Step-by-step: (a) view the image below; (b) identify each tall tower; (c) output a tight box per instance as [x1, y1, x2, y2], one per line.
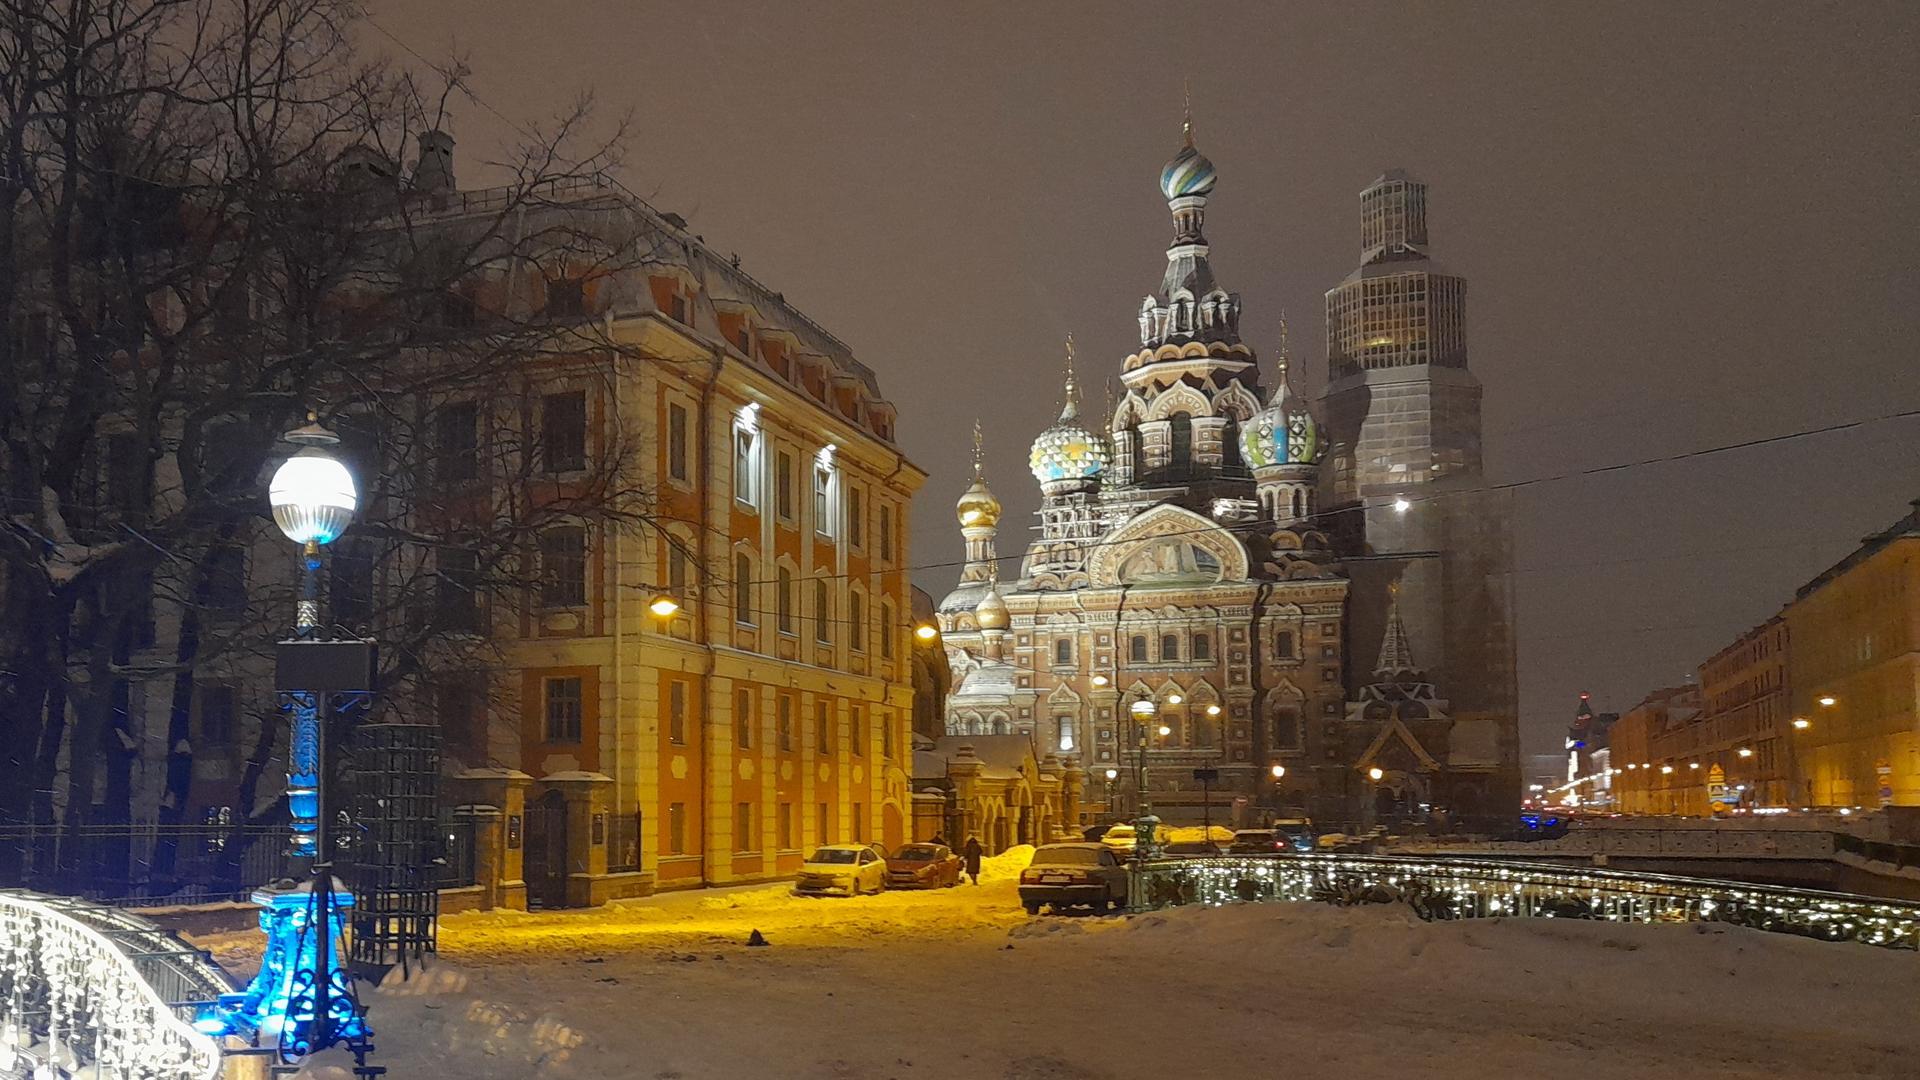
[938, 422, 1003, 626]
[1024, 337, 1111, 589]
[1320, 170, 1480, 504]
[1107, 104, 1264, 513]
[1241, 317, 1323, 526]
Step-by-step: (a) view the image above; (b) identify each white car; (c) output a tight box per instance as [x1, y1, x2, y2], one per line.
[795, 844, 887, 896]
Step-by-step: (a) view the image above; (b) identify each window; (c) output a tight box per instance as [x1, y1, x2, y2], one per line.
[436, 546, 480, 632]
[879, 505, 893, 561]
[1191, 633, 1212, 661]
[541, 391, 587, 473]
[667, 402, 689, 482]
[777, 695, 795, 751]
[817, 802, 829, 845]
[881, 712, 894, 758]
[735, 686, 754, 749]
[814, 579, 832, 642]
[813, 466, 834, 536]
[735, 802, 756, 852]
[1130, 635, 1149, 663]
[1275, 630, 1296, 659]
[851, 706, 865, 757]
[1161, 634, 1179, 662]
[848, 487, 864, 549]
[667, 802, 687, 855]
[849, 590, 865, 652]
[734, 552, 754, 624]
[437, 674, 487, 763]
[733, 426, 757, 506]
[668, 543, 690, 596]
[436, 401, 479, 484]
[852, 803, 864, 843]
[198, 686, 236, 746]
[669, 293, 688, 324]
[777, 567, 794, 634]
[544, 677, 583, 743]
[206, 542, 248, 611]
[1054, 639, 1073, 666]
[815, 699, 831, 754]
[1169, 413, 1192, 469]
[880, 599, 894, 659]
[668, 680, 688, 745]
[540, 526, 587, 608]
[545, 276, 586, 317]
[778, 802, 794, 850]
[1273, 709, 1301, 750]
[776, 450, 795, 519]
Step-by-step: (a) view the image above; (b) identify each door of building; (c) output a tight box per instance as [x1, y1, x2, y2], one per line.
[524, 789, 570, 909]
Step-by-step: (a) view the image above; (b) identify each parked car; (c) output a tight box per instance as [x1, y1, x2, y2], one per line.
[1272, 817, 1316, 852]
[1228, 829, 1288, 855]
[1018, 842, 1129, 914]
[795, 844, 887, 896]
[1161, 840, 1225, 858]
[885, 843, 962, 888]
[1099, 823, 1137, 858]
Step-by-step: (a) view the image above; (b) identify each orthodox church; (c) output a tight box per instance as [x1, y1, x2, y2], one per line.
[933, 112, 1516, 829]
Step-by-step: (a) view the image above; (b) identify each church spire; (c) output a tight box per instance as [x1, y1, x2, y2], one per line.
[1059, 334, 1080, 421]
[971, 418, 986, 480]
[1374, 581, 1421, 679]
[1181, 77, 1194, 148]
[1276, 309, 1292, 383]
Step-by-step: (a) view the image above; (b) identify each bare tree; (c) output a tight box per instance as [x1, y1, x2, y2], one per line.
[0, 0, 668, 890]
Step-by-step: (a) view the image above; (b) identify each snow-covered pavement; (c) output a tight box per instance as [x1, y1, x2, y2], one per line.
[235, 853, 1918, 1079]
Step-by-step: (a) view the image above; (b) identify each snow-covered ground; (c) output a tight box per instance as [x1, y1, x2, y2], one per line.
[210, 849, 1917, 1079]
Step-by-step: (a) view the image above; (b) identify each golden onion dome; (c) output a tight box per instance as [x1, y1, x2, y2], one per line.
[955, 476, 1001, 529]
[973, 588, 1010, 631]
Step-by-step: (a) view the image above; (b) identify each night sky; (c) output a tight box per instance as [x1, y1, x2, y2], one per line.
[370, 2, 1920, 755]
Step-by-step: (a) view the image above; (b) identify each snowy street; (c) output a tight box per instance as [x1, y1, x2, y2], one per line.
[204, 850, 1920, 1080]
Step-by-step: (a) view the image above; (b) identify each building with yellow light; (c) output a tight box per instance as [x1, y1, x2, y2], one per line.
[1783, 500, 1920, 809]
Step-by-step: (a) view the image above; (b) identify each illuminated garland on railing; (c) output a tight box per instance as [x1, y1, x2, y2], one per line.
[0, 890, 229, 1079]
[1130, 854, 1920, 951]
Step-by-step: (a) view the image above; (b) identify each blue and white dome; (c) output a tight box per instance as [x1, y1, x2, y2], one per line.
[1029, 401, 1110, 489]
[1240, 372, 1321, 469]
[1160, 142, 1217, 201]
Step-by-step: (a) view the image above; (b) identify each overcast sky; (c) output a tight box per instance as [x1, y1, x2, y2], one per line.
[368, 1, 1920, 754]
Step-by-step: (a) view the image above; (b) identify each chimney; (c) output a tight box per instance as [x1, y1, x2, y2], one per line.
[412, 129, 456, 192]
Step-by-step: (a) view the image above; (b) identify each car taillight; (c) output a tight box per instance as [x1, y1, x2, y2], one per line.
[1020, 869, 1042, 883]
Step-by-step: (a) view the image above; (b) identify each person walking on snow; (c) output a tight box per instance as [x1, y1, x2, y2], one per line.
[963, 836, 984, 885]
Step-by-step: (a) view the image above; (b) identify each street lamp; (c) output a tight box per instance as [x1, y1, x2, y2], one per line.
[914, 623, 939, 642]
[1817, 695, 1837, 708]
[649, 594, 682, 619]
[1126, 695, 1162, 859]
[1367, 767, 1384, 781]
[1270, 763, 1285, 780]
[240, 417, 372, 1059]
[1792, 718, 1811, 730]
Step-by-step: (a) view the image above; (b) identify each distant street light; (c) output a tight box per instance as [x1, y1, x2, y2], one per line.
[1392, 497, 1411, 514]
[1270, 763, 1286, 780]
[1817, 695, 1837, 707]
[1367, 767, 1384, 781]
[1091, 674, 1110, 687]
[914, 623, 939, 642]
[649, 595, 682, 619]
[1206, 704, 1222, 717]
[1157, 724, 1171, 738]
[1792, 718, 1811, 730]
[1737, 747, 1754, 758]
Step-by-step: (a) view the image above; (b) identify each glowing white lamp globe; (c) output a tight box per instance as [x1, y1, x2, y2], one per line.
[270, 422, 357, 546]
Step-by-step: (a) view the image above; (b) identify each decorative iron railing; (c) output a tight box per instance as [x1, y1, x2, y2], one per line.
[0, 889, 232, 1079]
[1131, 853, 1920, 951]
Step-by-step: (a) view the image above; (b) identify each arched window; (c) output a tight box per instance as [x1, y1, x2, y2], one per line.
[991, 716, 1009, 736]
[1192, 710, 1215, 749]
[733, 551, 753, 624]
[1130, 635, 1149, 663]
[1272, 708, 1301, 750]
[1168, 413, 1192, 470]
[776, 566, 794, 634]
[1276, 630, 1296, 659]
[1291, 489, 1305, 520]
[1222, 421, 1243, 475]
[1054, 639, 1072, 666]
[1160, 634, 1179, 661]
[1191, 633, 1212, 661]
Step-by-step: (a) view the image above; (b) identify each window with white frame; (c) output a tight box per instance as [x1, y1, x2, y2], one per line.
[733, 405, 760, 508]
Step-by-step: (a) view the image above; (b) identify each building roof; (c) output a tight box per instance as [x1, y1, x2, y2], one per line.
[1795, 499, 1920, 602]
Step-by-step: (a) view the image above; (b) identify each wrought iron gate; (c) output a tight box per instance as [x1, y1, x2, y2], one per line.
[523, 790, 571, 909]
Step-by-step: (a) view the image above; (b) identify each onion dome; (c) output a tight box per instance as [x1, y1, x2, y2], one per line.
[1241, 341, 1321, 469]
[973, 588, 1010, 631]
[956, 422, 1001, 527]
[1028, 338, 1110, 492]
[1160, 142, 1217, 201]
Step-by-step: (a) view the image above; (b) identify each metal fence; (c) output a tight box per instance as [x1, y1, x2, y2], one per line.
[0, 817, 480, 907]
[1132, 852, 1920, 951]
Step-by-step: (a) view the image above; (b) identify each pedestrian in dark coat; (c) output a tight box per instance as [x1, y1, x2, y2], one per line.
[963, 836, 985, 884]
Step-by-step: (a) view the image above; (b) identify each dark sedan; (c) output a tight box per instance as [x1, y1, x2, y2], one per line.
[884, 843, 963, 888]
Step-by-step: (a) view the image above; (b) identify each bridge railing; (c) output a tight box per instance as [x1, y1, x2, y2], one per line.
[1132, 853, 1920, 951]
[0, 889, 233, 1079]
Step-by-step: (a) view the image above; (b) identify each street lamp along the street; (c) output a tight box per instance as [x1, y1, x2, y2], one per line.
[915, 623, 939, 642]
[649, 594, 682, 619]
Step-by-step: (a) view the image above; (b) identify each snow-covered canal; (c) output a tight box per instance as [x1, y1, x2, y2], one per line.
[212, 854, 1918, 1080]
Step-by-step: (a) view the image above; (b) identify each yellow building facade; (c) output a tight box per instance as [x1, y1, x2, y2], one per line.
[474, 190, 925, 900]
[1783, 508, 1919, 809]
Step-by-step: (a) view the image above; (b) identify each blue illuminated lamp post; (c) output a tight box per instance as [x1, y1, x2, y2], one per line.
[208, 416, 377, 1067]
